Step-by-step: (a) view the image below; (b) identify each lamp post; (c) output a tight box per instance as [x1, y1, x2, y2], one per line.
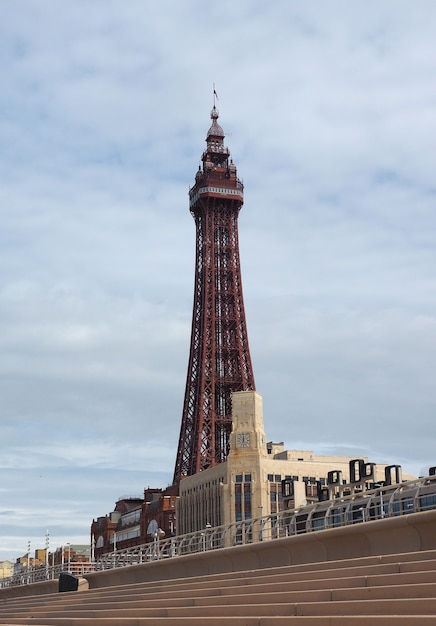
[380, 488, 385, 519]
[45, 530, 49, 580]
[66, 543, 71, 574]
[258, 507, 264, 542]
[201, 523, 212, 551]
[375, 482, 386, 519]
[153, 529, 165, 559]
[91, 535, 95, 569]
[27, 540, 31, 584]
[206, 522, 212, 550]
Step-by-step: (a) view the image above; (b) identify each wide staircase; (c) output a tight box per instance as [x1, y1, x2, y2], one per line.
[1, 548, 436, 624]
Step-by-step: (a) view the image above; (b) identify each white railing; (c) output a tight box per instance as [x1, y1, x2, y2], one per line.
[2, 475, 436, 589]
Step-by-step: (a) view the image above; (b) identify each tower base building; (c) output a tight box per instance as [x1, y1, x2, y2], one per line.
[177, 390, 412, 535]
[92, 389, 413, 552]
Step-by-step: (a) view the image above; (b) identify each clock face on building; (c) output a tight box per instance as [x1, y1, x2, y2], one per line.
[236, 433, 250, 448]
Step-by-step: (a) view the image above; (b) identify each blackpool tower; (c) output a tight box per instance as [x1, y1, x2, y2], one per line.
[173, 103, 255, 484]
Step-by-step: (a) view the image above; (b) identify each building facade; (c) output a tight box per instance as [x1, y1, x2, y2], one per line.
[0, 561, 13, 580]
[177, 390, 410, 534]
[92, 388, 412, 552]
[91, 487, 177, 560]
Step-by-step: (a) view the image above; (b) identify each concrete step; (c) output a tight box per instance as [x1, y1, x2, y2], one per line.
[333, 581, 436, 601]
[3, 564, 436, 614]
[4, 555, 436, 611]
[109, 551, 436, 591]
[4, 580, 436, 618]
[47, 549, 436, 597]
[1, 551, 436, 624]
[292, 598, 436, 617]
[2, 615, 436, 625]
[2, 596, 436, 620]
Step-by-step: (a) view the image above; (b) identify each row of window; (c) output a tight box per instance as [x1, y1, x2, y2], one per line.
[235, 474, 252, 483]
[109, 526, 141, 544]
[235, 474, 321, 483]
[182, 477, 224, 495]
[121, 510, 141, 527]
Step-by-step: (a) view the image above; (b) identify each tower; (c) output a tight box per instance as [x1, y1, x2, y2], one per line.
[173, 104, 255, 483]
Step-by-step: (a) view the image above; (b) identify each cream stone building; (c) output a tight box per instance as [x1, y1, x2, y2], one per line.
[177, 390, 409, 534]
[0, 561, 13, 581]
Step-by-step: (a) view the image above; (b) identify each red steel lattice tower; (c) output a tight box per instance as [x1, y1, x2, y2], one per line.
[173, 105, 255, 483]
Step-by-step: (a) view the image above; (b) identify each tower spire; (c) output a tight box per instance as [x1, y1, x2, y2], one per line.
[173, 105, 255, 484]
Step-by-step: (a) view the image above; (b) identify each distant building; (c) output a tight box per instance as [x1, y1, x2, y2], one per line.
[51, 544, 91, 568]
[13, 549, 46, 575]
[91, 487, 177, 559]
[0, 561, 13, 580]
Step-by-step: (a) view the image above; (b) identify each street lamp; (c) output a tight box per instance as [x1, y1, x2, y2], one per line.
[380, 488, 385, 518]
[45, 530, 49, 580]
[258, 507, 264, 542]
[201, 523, 212, 551]
[374, 483, 386, 519]
[113, 532, 117, 569]
[153, 528, 165, 559]
[27, 540, 31, 584]
[66, 543, 71, 573]
[91, 535, 95, 568]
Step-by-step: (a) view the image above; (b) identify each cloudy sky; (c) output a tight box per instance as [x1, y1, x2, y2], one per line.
[1, 0, 435, 563]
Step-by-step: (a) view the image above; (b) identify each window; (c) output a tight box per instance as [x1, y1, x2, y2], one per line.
[244, 484, 252, 519]
[420, 494, 436, 511]
[234, 475, 252, 521]
[235, 483, 242, 521]
[270, 483, 278, 514]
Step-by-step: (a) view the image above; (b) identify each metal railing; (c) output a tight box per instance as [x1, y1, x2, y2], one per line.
[2, 475, 436, 589]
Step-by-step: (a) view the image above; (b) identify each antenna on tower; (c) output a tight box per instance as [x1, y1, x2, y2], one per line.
[213, 83, 219, 107]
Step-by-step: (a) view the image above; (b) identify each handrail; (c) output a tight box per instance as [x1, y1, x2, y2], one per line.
[2, 475, 436, 589]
